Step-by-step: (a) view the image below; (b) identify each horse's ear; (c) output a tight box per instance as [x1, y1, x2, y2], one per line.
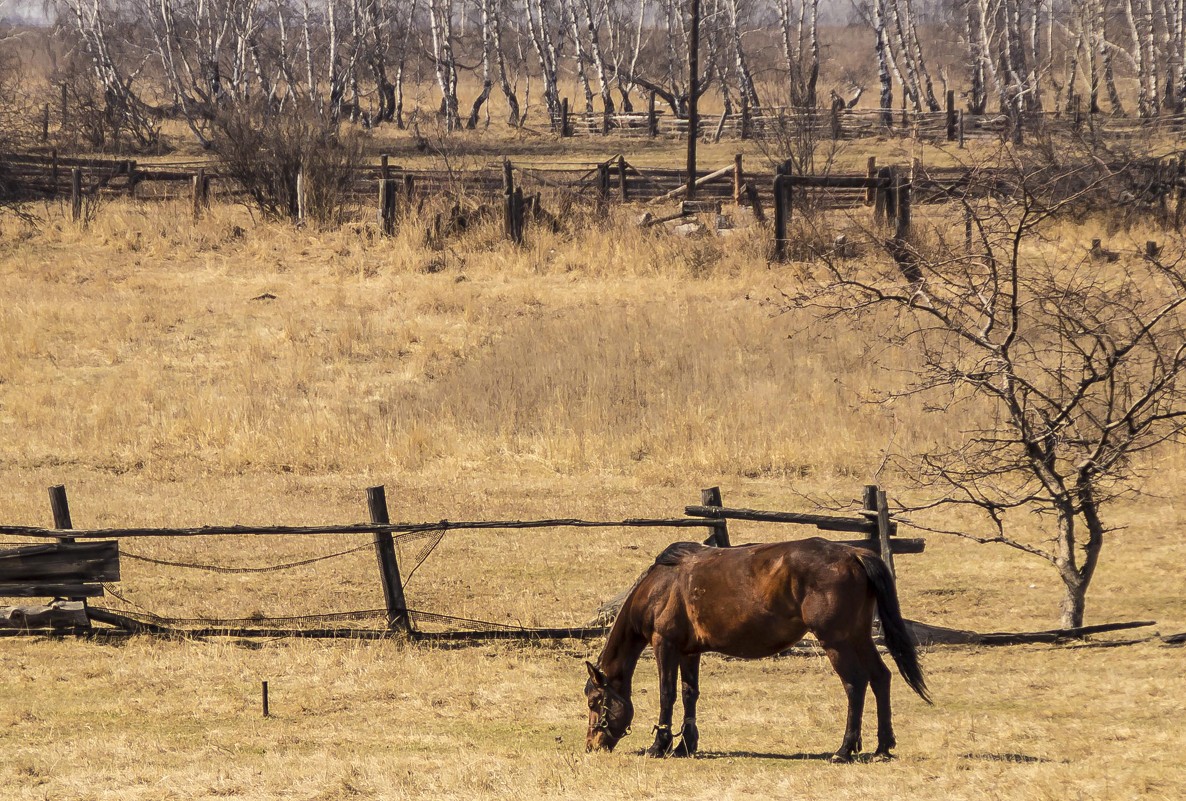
[585, 661, 605, 687]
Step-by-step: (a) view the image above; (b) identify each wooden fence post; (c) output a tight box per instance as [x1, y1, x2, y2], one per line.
[49, 484, 87, 604]
[945, 90, 957, 141]
[700, 487, 731, 547]
[192, 168, 208, 220]
[773, 172, 790, 261]
[733, 153, 743, 205]
[560, 98, 570, 137]
[647, 92, 658, 137]
[865, 156, 876, 205]
[895, 172, 912, 240]
[296, 169, 307, 225]
[875, 489, 896, 578]
[597, 161, 611, 213]
[366, 486, 410, 634]
[70, 167, 82, 222]
[958, 110, 965, 148]
[42, 104, 50, 142]
[618, 155, 629, 201]
[744, 181, 766, 223]
[60, 82, 68, 129]
[740, 102, 751, 139]
[379, 177, 397, 236]
[380, 153, 391, 180]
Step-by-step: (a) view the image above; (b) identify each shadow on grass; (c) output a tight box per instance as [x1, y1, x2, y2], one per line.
[665, 751, 837, 762]
[961, 752, 1049, 764]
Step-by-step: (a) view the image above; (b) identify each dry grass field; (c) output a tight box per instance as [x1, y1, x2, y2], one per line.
[1, 185, 1185, 800]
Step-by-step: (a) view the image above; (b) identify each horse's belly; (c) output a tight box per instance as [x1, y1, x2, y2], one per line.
[687, 608, 807, 658]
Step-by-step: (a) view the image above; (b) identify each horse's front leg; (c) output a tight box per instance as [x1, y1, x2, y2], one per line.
[645, 639, 680, 757]
[672, 653, 700, 757]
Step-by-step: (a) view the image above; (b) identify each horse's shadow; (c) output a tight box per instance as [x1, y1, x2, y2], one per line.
[644, 750, 837, 762]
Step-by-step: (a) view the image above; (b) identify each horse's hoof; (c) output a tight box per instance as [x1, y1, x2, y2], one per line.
[872, 750, 895, 762]
[672, 743, 696, 758]
[645, 746, 670, 759]
[829, 753, 853, 765]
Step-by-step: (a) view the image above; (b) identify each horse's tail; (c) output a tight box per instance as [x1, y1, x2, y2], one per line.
[855, 551, 933, 705]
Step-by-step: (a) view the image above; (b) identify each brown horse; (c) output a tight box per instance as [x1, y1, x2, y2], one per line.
[584, 538, 931, 762]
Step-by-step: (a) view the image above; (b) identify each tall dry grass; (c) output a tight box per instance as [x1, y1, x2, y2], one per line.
[1, 192, 1184, 801]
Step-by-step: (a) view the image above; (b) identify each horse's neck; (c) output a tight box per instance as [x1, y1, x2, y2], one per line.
[599, 613, 646, 693]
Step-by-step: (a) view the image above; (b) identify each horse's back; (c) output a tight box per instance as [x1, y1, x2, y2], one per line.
[634, 538, 874, 656]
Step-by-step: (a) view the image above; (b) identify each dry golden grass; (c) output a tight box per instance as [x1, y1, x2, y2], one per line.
[1, 194, 1184, 800]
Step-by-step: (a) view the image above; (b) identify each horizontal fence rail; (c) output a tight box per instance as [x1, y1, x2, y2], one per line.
[0, 517, 721, 540]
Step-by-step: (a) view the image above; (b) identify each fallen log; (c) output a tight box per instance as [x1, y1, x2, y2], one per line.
[0, 601, 89, 630]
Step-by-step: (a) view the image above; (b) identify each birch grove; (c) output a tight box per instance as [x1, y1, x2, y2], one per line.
[42, 0, 1186, 148]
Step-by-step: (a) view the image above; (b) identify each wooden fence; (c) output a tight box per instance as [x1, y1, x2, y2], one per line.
[0, 483, 917, 641]
[549, 92, 1186, 144]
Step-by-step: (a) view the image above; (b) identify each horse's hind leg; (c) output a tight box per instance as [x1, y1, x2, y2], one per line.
[821, 640, 869, 764]
[672, 654, 700, 757]
[645, 639, 679, 758]
[861, 639, 896, 760]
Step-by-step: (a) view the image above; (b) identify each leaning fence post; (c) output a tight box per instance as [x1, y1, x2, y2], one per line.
[700, 487, 731, 547]
[367, 486, 411, 634]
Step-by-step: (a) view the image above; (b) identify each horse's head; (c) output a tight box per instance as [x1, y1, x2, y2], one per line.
[584, 661, 634, 752]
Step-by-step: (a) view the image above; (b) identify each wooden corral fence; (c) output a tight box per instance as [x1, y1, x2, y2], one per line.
[549, 92, 1186, 144]
[0, 482, 919, 642]
[0, 483, 1171, 647]
[6, 148, 1185, 248]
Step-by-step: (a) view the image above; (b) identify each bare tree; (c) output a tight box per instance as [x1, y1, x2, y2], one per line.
[779, 152, 1186, 628]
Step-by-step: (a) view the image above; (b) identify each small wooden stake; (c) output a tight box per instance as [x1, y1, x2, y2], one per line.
[262, 681, 270, 717]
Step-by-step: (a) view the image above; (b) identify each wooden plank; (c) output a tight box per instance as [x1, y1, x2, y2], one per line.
[0, 541, 120, 582]
[836, 538, 925, 555]
[0, 517, 719, 539]
[0, 583, 105, 598]
[685, 504, 875, 534]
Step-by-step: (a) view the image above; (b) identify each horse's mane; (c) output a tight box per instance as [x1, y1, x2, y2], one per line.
[653, 541, 709, 567]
